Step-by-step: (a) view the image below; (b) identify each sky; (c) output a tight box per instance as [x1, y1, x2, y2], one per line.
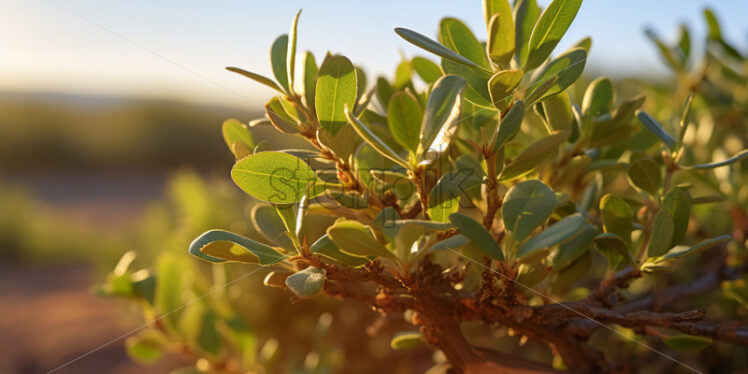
[0, 0, 746, 109]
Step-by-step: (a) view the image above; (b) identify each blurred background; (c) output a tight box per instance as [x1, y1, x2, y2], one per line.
[1, 0, 746, 373]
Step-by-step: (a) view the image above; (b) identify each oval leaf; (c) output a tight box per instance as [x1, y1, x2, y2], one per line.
[488, 70, 523, 111]
[388, 92, 423, 154]
[600, 194, 633, 246]
[449, 213, 504, 260]
[648, 210, 674, 258]
[438, 17, 491, 69]
[316, 55, 358, 135]
[502, 180, 556, 242]
[326, 220, 396, 260]
[527, 47, 587, 104]
[517, 213, 587, 263]
[419, 75, 466, 158]
[627, 158, 661, 195]
[525, 0, 583, 70]
[232, 151, 319, 204]
[271, 35, 290, 93]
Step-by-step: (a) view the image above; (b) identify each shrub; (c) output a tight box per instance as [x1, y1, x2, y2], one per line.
[103, 1, 748, 372]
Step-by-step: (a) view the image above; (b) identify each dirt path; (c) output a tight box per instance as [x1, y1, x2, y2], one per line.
[0, 263, 189, 374]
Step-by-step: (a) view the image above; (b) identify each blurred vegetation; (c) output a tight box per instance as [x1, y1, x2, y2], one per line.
[0, 92, 263, 172]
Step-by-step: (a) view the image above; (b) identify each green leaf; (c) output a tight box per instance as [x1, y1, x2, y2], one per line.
[394, 27, 489, 72]
[627, 157, 661, 195]
[270, 34, 290, 92]
[125, 330, 166, 363]
[419, 75, 466, 158]
[636, 110, 676, 150]
[485, 0, 515, 68]
[310, 234, 370, 267]
[645, 29, 681, 72]
[449, 213, 504, 260]
[393, 60, 412, 89]
[703, 8, 722, 40]
[222, 119, 254, 157]
[441, 59, 493, 108]
[662, 235, 730, 260]
[525, 0, 583, 70]
[517, 213, 587, 263]
[285, 267, 325, 298]
[429, 169, 481, 222]
[388, 92, 423, 154]
[550, 224, 597, 270]
[661, 188, 691, 247]
[232, 151, 318, 204]
[326, 220, 396, 260]
[582, 77, 615, 117]
[189, 229, 286, 265]
[685, 149, 748, 170]
[303, 52, 318, 108]
[600, 194, 633, 246]
[502, 180, 556, 242]
[376, 77, 394, 109]
[345, 106, 409, 168]
[574, 37, 592, 52]
[488, 70, 523, 111]
[252, 205, 293, 247]
[662, 335, 712, 352]
[430, 234, 470, 252]
[390, 332, 423, 350]
[438, 17, 491, 69]
[492, 100, 525, 152]
[226, 67, 284, 93]
[287, 10, 301, 89]
[500, 129, 570, 180]
[541, 92, 573, 131]
[412, 56, 442, 84]
[265, 96, 300, 134]
[316, 55, 358, 135]
[593, 233, 632, 271]
[513, 0, 541, 67]
[648, 210, 674, 258]
[527, 47, 587, 103]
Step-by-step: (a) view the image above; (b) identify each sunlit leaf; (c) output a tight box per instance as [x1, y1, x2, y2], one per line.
[500, 129, 570, 180]
[488, 70, 523, 111]
[327, 220, 396, 260]
[517, 213, 587, 263]
[388, 92, 423, 154]
[525, 0, 583, 70]
[316, 55, 358, 135]
[527, 47, 587, 104]
[232, 151, 319, 204]
[394, 27, 489, 72]
[502, 180, 556, 242]
[449, 213, 504, 260]
[270, 34, 290, 92]
[226, 67, 284, 93]
[390, 331, 423, 350]
[484, 0, 515, 68]
[189, 229, 286, 265]
[513, 0, 541, 67]
[491, 100, 525, 152]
